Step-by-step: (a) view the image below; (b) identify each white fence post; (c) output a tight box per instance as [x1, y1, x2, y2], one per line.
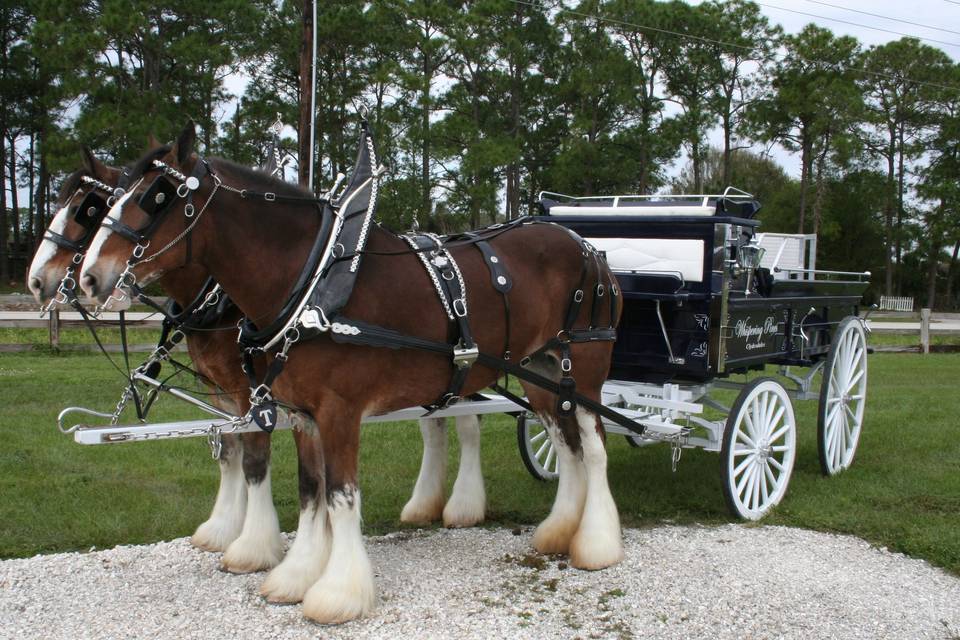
[920, 308, 931, 354]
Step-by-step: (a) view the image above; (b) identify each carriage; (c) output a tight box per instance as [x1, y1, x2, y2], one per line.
[59, 181, 869, 522]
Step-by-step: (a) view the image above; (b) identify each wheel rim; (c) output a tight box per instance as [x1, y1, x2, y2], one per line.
[523, 416, 559, 480]
[821, 321, 867, 474]
[726, 381, 796, 520]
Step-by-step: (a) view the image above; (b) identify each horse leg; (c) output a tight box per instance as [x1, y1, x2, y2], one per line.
[443, 414, 486, 528]
[400, 417, 447, 523]
[530, 413, 587, 554]
[260, 419, 332, 603]
[191, 433, 246, 551]
[221, 430, 284, 573]
[568, 407, 624, 570]
[302, 412, 376, 623]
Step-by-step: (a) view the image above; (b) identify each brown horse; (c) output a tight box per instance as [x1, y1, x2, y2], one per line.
[79, 122, 624, 624]
[29, 149, 487, 573]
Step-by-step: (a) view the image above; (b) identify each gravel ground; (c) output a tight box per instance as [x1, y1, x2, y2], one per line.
[1, 525, 958, 640]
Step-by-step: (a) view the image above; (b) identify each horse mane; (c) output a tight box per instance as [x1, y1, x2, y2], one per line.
[127, 144, 173, 183]
[209, 157, 314, 199]
[56, 169, 89, 202]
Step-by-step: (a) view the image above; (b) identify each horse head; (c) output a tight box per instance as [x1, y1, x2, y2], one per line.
[80, 121, 206, 309]
[27, 147, 125, 305]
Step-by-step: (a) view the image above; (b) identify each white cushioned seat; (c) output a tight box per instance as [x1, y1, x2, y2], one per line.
[587, 237, 705, 283]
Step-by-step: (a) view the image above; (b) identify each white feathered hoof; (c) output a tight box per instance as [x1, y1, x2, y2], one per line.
[531, 515, 579, 555]
[220, 531, 285, 574]
[190, 517, 242, 553]
[568, 514, 624, 570]
[301, 569, 376, 624]
[260, 561, 321, 604]
[400, 494, 445, 524]
[441, 492, 485, 528]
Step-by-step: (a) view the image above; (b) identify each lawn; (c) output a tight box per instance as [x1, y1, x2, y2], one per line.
[1, 349, 958, 576]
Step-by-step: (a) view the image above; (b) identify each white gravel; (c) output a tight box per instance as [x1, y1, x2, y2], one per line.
[1, 525, 958, 640]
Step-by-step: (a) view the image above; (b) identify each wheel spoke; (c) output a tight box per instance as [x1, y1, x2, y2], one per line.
[736, 462, 756, 497]
[736, 429, 757, 448]
[768, 420, 791, 445]
[759, 464, 770, 506]
[845, 367, 865, 394]
[764, 460, 778, 488]
[529, 430, 548, 445]
[744, 407, 758, 440]
[535, 438, 551, 460]
[544, 447, 556, 473]
[751, 469, 762, 511]
[733, 444, 755, 457]
[768, 456, 785, 473]
[734, 453, 756, 477]
[771, 445, 791, 452]
[741, 464, 757, 507]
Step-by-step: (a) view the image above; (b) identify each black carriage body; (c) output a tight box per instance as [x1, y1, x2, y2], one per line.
[537, 203, 868, 384]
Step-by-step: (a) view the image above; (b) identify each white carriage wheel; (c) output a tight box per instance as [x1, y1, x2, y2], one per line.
[720, 377, 797, 520]
[516, 413, 559, 481]
[818, 316, 868, 476]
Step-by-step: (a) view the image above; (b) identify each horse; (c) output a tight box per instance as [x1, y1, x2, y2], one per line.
[79, 121, 624, 624]
[29, 146, 487, 576]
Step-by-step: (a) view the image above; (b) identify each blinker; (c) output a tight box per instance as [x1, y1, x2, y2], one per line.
[138, 175, 179, 216]
[73, 192, 108, 229]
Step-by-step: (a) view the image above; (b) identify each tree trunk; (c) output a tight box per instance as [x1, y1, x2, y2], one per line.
[927, 241, 940, 310]
[895, 125, 905, 295]
[948, 242, 959, 310]
[27, 132, 34, 249]
[722, 111, 733, 187]
[34, 135, 47, 250]
[883, 144, 896, 297]
[811, 137, 829, 238]
[797, 132, 813, 235]
[0, 119, 8, 284]
[297, 0, 313, 189]
[9, 132, 19, 277]
[420, 53, 432, 227]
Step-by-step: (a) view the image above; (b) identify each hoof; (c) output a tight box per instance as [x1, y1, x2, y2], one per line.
[301, 573, 376, 624]
[221, 533, 285, 574]
[260, 561, 322, 604]
[191, 518, 242, 553]
[532, 517, 579, 555]
[442, 497, 485, 528]
[569, 530, 624, 570]
[400, 495, 445, 525]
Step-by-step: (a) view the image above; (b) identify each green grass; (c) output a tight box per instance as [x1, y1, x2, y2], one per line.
[0, 327, 163, 346]
[1, 350, 958, 576]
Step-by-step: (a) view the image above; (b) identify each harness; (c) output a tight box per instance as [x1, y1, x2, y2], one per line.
[102, 120, 643, 438]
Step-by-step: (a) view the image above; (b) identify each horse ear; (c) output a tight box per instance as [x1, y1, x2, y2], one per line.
[172, 120, 196, 165]
[80, 145, 106, 178]
[146, 133, 162, 149]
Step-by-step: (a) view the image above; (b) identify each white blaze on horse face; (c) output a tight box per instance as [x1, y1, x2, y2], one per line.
[80, 186, 138, 286]
[27, 203, 72, 299]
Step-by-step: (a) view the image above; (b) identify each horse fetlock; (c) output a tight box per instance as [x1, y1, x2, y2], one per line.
[531, 515, 579, 555]
[568, 500, 624, 570]
[400, 493, 446, 524]
[221, 531, 285, 574]
[190, 516, 243, 552]
[301, 558, 377, 624]
[442, 480, 485, 528]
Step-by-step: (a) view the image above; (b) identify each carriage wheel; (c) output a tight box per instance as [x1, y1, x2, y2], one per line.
[818, 316, 868, 476]
[516, 413, 559, 481]
[720, 378, 797, 520]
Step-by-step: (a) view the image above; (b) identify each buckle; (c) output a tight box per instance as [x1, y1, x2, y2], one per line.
[453, 344, 479, 370]
[453, 298, 468, 318]
[249, 383, 272, 406]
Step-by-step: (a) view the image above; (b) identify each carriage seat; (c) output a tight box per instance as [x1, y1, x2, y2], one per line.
[587, 237, 705, 284]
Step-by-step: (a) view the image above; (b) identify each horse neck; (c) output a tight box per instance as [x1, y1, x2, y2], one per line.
[199, 179, 323, 327]
[158, 264, 213, 308]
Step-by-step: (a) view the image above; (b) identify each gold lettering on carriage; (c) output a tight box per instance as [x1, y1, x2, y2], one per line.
[734, 316, 778, 351]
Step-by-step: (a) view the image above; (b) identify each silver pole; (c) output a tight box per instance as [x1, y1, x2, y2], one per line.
[307, 0, 318, 192]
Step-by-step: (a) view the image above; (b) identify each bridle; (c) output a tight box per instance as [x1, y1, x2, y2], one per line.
[41, 174, 127, 313]
[96, 159, 220, 313]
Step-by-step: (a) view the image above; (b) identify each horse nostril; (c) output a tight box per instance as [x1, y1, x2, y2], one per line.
[80, 273, 98, 297]
[28, 276, 43, 294]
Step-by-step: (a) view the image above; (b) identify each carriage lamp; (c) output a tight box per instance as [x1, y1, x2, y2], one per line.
[738, 242, 766, 296]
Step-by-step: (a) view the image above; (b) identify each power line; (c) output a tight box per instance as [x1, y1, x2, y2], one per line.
[506, 0, 960, 94]
[756, 2, 960, 49]
[799, 0, 960, 38]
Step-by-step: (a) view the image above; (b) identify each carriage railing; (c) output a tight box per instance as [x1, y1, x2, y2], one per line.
[773, 266, 871, 283]
[538, 187, 755, 212]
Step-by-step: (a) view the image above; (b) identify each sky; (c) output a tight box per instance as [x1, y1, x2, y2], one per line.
[683, 0, 960, 181]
